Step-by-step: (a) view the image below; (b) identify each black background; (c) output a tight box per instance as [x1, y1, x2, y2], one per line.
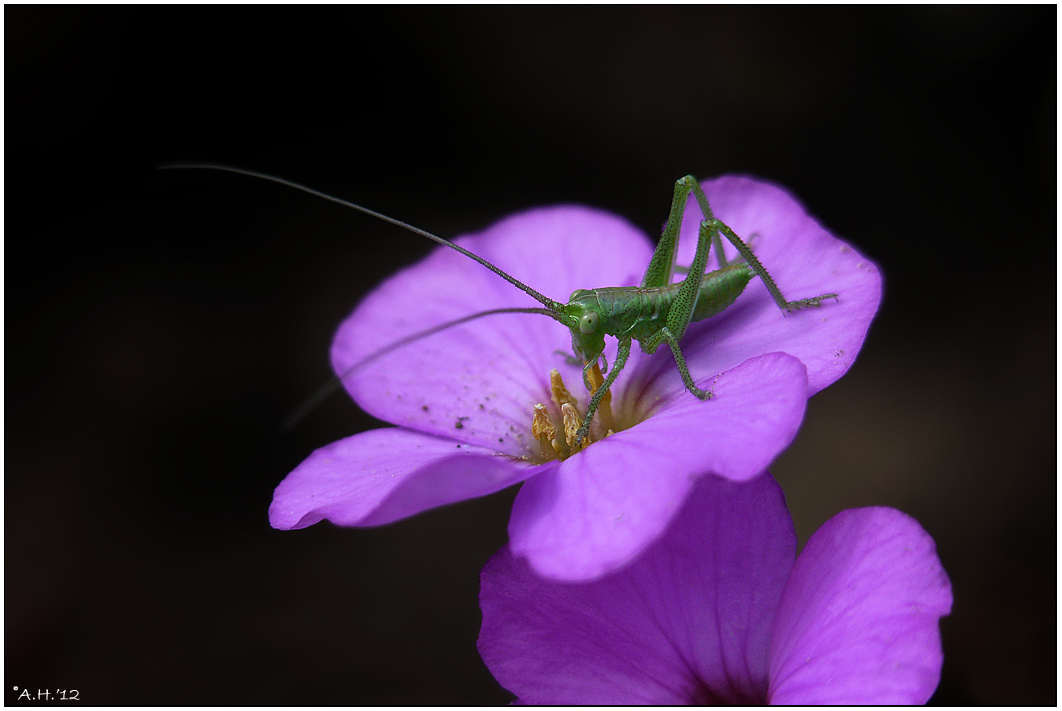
[6, 6, 1054, 705]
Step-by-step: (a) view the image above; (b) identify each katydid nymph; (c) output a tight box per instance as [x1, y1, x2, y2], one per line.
[165, 166, 838, 449]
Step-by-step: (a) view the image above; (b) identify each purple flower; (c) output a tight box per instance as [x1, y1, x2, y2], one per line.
[269, 176, 882, 580]
[477, 470, 953, 705]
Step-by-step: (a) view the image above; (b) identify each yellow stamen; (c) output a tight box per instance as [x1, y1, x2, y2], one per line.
[532, 403, 559, 460]
[549, 369, 579, 412]
[528, 366, 618, 462]
[561, 402, 585, 452]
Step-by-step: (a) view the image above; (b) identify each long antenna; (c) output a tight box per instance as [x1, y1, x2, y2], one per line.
[159, 163, 568, 314]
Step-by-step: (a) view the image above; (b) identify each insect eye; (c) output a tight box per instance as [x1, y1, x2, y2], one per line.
[579, 311, 600, 334]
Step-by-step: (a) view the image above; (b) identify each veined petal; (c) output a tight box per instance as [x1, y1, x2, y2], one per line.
[478, 471, 795, 705]
[767, 507, 952, 704]
[331, 207, 655, 456]
[508, 351, 808, 581]
[663, 175, 881, 397]
[269, 428, 547, 530]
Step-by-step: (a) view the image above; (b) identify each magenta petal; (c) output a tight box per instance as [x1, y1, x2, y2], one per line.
[508, 351, 808, 581]
[767, 507, 953, 704]
[269, 428, 546, 529]
[330, 207, 655, 456]
[478, 472, 795, 705]
[663, 175, 881, 396]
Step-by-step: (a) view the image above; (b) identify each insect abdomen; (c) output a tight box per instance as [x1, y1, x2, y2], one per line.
[690, 262, 754, 322]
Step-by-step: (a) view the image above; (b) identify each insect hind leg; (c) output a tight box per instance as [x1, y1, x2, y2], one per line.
[672, 233, 759, 276]
[641, 176, 729, 288]
[711, 220, 838, 313]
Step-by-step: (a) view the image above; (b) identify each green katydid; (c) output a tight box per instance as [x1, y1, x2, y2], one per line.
[164, 166, 837, 448]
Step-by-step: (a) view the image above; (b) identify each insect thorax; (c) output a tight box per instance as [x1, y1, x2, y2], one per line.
[568, 286, 670, 344]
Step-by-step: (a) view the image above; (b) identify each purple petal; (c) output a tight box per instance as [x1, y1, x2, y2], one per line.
[767, 507, 953, 704]
[269, 428, 547, 529]
[659, 175, 881, 396]
[508, 351, 808, 581]
[478, 471, 795, 705]
[330, 206, 655, 456]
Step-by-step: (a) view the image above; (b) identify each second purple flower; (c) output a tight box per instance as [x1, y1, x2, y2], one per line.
[478, 470, 953, 704]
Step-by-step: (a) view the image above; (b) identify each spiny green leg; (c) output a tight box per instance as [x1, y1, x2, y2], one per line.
[689, 180, 729, 268]
[575, 338, 632, 448]
[642, 175, 699, 288]
[640, 218, 717, 397]
[657, 326, 713, 399]
[671, 221, 711, 348]
[644, 175, 730, 289]
[712, 220, 838, 312]
[650, 217, 715, 345]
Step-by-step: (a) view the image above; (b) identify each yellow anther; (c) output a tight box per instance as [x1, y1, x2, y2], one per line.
[549, 369, 579, 412]
[532, 403, 558, 460]
[561, 402, 586, 452]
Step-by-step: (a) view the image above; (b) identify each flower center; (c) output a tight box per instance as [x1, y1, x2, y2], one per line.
[529, 363, 616, 462]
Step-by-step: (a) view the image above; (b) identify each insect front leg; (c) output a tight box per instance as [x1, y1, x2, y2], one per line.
[575, 338, 632, 448]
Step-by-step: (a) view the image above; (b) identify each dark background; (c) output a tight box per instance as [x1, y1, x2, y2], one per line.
[6, 6, 1054, 705]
